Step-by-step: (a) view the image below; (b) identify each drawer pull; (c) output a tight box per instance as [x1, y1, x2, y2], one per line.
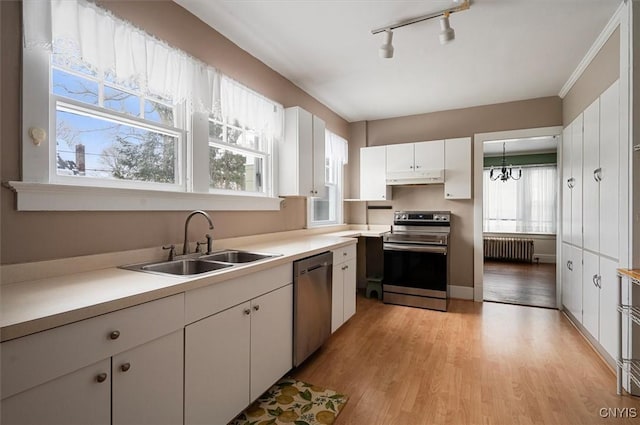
[253, 305, 260, 311]
[120, 363, 131, 372]
[343, 252, 347, 256]
[244, 308, 251, 315]
[96, 373, 108, 383]
[109, 330, 121, 340]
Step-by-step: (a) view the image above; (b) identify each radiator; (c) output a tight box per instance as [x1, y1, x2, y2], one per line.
[483, 237, 534, 263]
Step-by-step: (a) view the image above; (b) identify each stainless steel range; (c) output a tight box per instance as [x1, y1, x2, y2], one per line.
[383, 211, 451, 311]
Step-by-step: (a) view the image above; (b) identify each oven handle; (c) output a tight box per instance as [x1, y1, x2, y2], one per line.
[383, 243, 447, 255]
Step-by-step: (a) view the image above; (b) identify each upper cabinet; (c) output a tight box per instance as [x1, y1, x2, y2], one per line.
[360, 146, 392, 200]
[386, 140, 445, 184]
[444, 137, 471, 199]
[279, 107, 326, 197]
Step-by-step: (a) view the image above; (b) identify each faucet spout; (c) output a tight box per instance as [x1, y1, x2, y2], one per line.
[183, 210, 214, 255]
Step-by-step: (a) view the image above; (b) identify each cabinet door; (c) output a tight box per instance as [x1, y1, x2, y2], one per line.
[599, 80, 620, 259]
[331, 262, 345, 333]
[571, 114, 583, 246]
[342, 259, 357, 324]
[112, 331, 184, 425]
[185, 302, 251, 425]
[561, 125, 572, 244]
[414, 140, 444, 171]
[582, 251, 600, 338]
[582, 99, 600, 253]
[312, 115, 327, 198]
[599, 256, 619, 358]
[1, 359, 110, 425]
[570, 246, 583, 322]
[360, 146, 391, 200]
[561, 243, 572, 312]
[281, 107, 313, 196]
[444, 137, 471, 199]
[386, 143, 414, 173]
[250, 284, 293, 401]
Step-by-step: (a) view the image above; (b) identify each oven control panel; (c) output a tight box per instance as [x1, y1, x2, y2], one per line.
[393, 211, 450, 225]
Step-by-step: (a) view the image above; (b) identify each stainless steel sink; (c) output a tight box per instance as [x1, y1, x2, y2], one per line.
[199, 250, 279, 263]
[120, 250, 280, 276]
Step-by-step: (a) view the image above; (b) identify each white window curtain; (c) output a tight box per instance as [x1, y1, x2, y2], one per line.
[219, 77, 283, 139]
[325, 132, 348, 165]
[24, 0, 219, 111]
[483, 165, 557, 233]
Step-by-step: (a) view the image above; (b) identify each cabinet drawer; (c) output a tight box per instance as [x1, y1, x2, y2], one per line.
[185, 263, 292, 324]
[1, 293, 184, 399]
[333, 244, 356, 264]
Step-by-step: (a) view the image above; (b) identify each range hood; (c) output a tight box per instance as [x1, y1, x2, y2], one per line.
[386, 169, 444, 185]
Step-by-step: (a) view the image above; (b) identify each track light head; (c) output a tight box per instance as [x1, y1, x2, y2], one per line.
[439, 13, 455, 44]
[379, 29, 394, 58]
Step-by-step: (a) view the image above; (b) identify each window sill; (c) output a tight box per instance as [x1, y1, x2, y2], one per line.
[6, 181, 283, 211]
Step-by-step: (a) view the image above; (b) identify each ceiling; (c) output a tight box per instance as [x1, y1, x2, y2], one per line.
[175, 0, 620, 123]
[483, 136, 558, 156]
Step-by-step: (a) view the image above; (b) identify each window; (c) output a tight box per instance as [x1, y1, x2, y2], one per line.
[308, 131, 348, 227]
[483, 165, 557, 233]
[18, 0, 283, 210]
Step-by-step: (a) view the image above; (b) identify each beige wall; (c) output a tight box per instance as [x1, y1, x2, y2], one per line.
[346, 96, 563, 287]
[563, 27, 620, 126]
[0, 1, 345, 265]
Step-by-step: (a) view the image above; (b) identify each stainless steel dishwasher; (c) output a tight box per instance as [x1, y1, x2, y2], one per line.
[293, 251, 333, 367]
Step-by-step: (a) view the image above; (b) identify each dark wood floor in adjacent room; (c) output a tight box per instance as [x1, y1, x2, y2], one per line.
[483, 260, 557, 309]
[293, 295, 640, 425]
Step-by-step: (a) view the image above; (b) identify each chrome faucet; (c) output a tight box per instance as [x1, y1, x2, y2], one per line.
[183, 210, 214, 255]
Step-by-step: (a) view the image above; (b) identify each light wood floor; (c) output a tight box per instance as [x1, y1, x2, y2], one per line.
[293, 294, 640, 425]
[483, 261, 557, 309]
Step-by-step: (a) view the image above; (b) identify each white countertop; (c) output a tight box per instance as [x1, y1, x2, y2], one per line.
[0, 234, 358, 342]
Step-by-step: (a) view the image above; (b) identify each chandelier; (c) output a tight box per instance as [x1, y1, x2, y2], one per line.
[490, 142, 521, 182]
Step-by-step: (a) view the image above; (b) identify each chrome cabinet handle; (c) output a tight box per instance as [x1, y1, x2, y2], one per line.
[596, 275, 602, 288]
[594, 168, 602, 182]
[109, 330, 120, 340]
[567, 260, 573, 271]
[253, 304, 260, 311]
[96, 373, 108, 383]
[244, 308, 251, 315]
[593, 274, 599, 287]
[120, 363, 131, 372]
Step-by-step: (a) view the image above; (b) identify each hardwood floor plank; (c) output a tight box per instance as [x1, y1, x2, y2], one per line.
[293, 295, 640, 424]
[483, 261, 557, 309]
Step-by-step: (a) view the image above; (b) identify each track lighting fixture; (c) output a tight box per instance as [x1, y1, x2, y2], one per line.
[379, 29, 394, 59]
[372, 0, 470, 58]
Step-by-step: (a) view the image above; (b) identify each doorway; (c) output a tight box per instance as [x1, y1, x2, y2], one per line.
[472, 127, 564, 308]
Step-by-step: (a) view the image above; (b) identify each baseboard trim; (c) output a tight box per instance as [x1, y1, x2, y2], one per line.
[534, 254, 556, 264]
[450, 285, 474, 300]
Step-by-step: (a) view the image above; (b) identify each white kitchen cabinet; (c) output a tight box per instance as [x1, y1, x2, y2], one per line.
[184, 284, 293, 425]
[280, 106, 326, 197]
[331, 244, 357, 333]
[581, 251, 619, 358]
[571, 114, 584, 247]
[562, 243, 583, 323]
[112, 331, 184, 425]
[1, 359, 111, 425]
[582, 99, 600, 253]
[386, 141, 444, 174]
[1, 294, 185, 425]
[444, 137, 471, 199]
[360, 145, 391, 200]
[561, 124, 572, 244]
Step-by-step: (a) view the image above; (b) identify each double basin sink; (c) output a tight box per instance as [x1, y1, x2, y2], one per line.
[122, 250, 280, 277]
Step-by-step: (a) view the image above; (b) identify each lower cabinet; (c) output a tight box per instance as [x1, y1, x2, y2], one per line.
[562, 243, 583, 323]
[582, 251, 619, 358]
[184, 284, 293, 425]
[1, 330, 184, 425]
[331, 245, 357, 333]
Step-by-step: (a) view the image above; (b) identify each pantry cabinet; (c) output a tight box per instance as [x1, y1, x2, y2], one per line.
[1, 294, 185, 425]
[280, 106, 326, 197]
[331, 244, 357, 333]
[360, 145, 391, 200]
[561, 113, 584, 247]
[562, 243, 583, 323]
[444, 137, 471, 199]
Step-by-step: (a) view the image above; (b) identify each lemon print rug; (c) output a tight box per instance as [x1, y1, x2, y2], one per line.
[229, 378, 348, 425]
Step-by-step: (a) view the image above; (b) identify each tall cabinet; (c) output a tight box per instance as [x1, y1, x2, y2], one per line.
[561, 79, 620, 361]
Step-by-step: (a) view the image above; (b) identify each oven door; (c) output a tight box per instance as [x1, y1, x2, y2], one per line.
[383, 243, 448, 297]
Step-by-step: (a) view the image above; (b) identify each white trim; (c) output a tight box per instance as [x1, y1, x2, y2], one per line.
[558, 2, 624, 98]
[6, 181, 283, 211]
[449, 285, 474, 300]
[473, 126, 564, 303]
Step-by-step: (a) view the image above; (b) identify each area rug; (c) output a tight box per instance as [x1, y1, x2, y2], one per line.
[229, 378, 348, 425]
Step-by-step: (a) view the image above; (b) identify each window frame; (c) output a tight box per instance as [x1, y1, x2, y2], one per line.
[307, 137, 345, 228]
